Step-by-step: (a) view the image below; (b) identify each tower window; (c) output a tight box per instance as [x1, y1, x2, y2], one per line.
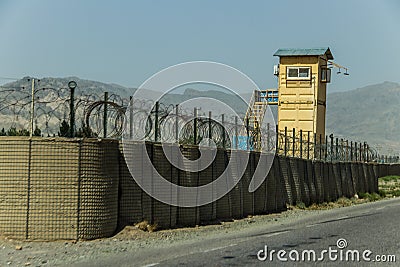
[320, 67, 331, 83]
[287, 67, 311, 80]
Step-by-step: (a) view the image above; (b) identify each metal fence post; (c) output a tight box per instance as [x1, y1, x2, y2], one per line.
[193, 107, 197, 145]
[299, 129, 303, 159]
[234, 116, 238, 149]
[284, 127, 288, 156]
[222, 114, 225, 148]
[325, 135, 328, 161]
[314, 133, 317, 160]
[103, 92, 108, 138]
[292, 128, 295, 157]
[319, 134, 322, 161]
[26, 139, 32, 239]
[154, 101, 159, 142]
[335, 138, 338, 161]
[350, 141, 353, 162]
[330, 134, 333, 162]
[246, 117, 250, 150]
[129, 96, 133, 139]
[355, 142, 357, 162]
[175, 104, 179, 143]
[340, 139, 343, 161]
[209, 111, 212, 146]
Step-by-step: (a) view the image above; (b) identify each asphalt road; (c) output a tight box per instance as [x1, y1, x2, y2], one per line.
[84, 198, 400, 267]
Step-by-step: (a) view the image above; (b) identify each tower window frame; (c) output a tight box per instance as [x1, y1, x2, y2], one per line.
[320, 67, 331, 83]
[286, 66, 311, 80]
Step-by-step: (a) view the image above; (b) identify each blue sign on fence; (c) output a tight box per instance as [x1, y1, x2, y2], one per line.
[232, 136, 253, 150]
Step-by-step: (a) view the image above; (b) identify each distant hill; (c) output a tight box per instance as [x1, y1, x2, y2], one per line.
[326, 81, 400, 154]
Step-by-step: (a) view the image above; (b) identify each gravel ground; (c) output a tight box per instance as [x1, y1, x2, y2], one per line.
[0, 209, 314, 267]
[0, 196, 393, 267]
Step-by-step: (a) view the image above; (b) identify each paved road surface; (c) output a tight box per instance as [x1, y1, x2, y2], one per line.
[84, 198, 400, 266]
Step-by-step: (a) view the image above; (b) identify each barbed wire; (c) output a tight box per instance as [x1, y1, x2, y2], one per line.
[0, 87, 397, 163]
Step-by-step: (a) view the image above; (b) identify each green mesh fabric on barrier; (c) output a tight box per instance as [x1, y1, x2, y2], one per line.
[228, 150, 243, 219]
[297, 159, 310, 206]
[198, 147, 215, 224]
[388, 164, 400, 176]
[359, 163, 367, 193]
[216, 149, 231, 220]
[345, 163, 355, 197]
[321, 162, 330, 202]
[118, 141, 143, 227]
[334, 163, 343, 197]
[265, 159, 276, 213]
[313, 161, 324, 203]
[279, 156, 294, 205]
[306, 160, 317, 203]
[288, 158, 302, 204]
[350, 163, 360, 194]
[253, 152, 267, 215]
[241, 151, 254, 217]
[328, 163, 337, 201]
[152, 144, 172, 229]
[274, 156, 287, 212]
[177, 145, 199, 226]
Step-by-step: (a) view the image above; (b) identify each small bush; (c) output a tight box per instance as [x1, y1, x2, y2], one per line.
[358, 192, 368, 199]
[295, 202, 306, 210]
[368, 192, 381, 202]
[391, 190, 400, 197]
[134, 220, 158, 232]
[337, 197, 352, 207]
[380, 176, 400, 182]
[378, 189, 387, 198]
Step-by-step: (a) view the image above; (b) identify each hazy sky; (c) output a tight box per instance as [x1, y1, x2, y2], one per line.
[0, 0, 399, 92]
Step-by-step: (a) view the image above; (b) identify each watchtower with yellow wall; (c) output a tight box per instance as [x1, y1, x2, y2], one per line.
[273, 47, 333, 139]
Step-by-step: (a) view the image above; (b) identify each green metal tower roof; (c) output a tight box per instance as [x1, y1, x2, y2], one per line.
[273, 47, 333, 60]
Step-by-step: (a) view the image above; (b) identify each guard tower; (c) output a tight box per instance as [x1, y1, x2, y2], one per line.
[273, 47, 334, 139]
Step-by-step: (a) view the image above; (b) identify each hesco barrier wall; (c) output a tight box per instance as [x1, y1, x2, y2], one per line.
[118, 143, 395, 228]
[0, 137, 119, 241]
[0, 138, 399, 240]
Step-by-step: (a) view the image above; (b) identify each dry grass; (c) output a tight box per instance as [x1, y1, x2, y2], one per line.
[289, 196, 370, 211]
[134, 220, 158, 232]
[379, 175, 400, 197]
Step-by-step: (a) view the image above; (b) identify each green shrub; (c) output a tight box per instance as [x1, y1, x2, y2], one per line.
[391, 190, 400, 197]
[358, 192, 368, 199]
[378, 189, 387, 198]
[368, 193, 381, 201]
[296, 201, 306, 209]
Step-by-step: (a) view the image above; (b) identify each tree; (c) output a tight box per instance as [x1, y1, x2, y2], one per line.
[17, 129, 29, 136]
[59, 120, 70, 137]
[7, 127, 17, 136]
[76, 123, 96, 138]
[33, 126, 41, 137]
